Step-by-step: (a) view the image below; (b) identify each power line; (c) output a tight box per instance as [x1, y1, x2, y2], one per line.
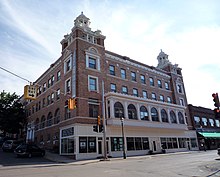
[0, 66, 31, 83]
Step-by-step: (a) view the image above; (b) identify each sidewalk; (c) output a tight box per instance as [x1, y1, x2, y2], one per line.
[44, 151, 100, 165]
[44, 150, 192, 165]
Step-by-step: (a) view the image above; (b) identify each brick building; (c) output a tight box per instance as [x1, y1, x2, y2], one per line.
[25, 12, 198, 160]
[188, 104, 220, 150]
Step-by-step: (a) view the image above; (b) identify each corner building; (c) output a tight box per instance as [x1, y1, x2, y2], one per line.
[25, 12, 198, 160]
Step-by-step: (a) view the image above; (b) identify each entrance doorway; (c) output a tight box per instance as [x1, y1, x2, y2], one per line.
[98, 138, 109, 156]
[149, 137, 161, 153]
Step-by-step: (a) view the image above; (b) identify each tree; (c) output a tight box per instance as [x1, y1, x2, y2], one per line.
[0, 91, 26, 136]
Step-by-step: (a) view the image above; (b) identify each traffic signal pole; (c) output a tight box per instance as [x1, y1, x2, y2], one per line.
[102, 80, 108, 160]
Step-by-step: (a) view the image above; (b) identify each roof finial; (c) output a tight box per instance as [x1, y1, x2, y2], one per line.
[81, 11, 83, 15]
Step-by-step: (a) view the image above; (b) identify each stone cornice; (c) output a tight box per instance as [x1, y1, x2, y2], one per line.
[105, 53, 170, 79]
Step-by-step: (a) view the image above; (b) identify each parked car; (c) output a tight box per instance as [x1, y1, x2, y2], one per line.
[2, 140, 23, 152]
[217, 148, 220, 155]
[14, 144, 45, 158]
[0, 137, 13, 147]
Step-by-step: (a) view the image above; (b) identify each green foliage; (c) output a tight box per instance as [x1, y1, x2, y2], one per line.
[0, 91, 26, 134]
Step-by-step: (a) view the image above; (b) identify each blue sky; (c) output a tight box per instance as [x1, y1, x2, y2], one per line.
[0, 0, 220, 109]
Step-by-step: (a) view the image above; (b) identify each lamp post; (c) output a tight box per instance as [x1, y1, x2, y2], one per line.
[120, 117, 126, 159]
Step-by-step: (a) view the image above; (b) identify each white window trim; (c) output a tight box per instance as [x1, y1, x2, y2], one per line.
[179, 98, 185, 106]
[88, 75, 99, 93]
[64, 56, 72, 74]
[65, 78, 71, 94]
[85, 52, 100, 71]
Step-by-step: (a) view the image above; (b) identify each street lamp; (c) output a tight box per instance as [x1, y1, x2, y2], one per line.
[120, 117, 126, 159]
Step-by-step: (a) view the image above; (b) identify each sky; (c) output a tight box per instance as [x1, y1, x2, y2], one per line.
[0, 0, 220, 109]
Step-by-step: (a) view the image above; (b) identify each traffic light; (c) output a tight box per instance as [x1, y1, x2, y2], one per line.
[97, 115, 101, 125]
[68, 98, 77, 110]
[24, 85, 37, 100]
[99, 125, 103, 133]
[214, 108, 220, 119]
[93, 125, 98, 132]
[212, 93, 220, 108]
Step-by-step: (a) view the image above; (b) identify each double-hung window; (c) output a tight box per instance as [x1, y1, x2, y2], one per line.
[140, 75, 146, 84]
[89, 57, 96, 69]
[89, 76, 98, 92]
[131, 72, 136, 81]
[121, 69, 126, 79]
[109, 65, 115, 75]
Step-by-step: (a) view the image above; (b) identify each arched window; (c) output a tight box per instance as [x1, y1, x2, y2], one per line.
[114, 102, 124, 118]
[54, 108, 60, 124]
[47, 112, 53, 127]
[140, 106, 149, 120]
[170, 110, 177, 123]
[151, 107, 159, 121]
[161, 109, 168, 122]
[35, 118, 39, 130]
[41, 115, 46, 129]
[178, 112, 185, 124]
[128, 104, 137, 119]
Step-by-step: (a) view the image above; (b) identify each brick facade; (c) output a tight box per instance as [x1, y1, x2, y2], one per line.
[25, 12, 198, 160]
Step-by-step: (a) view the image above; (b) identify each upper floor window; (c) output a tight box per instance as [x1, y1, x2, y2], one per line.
[180, 98, 185, 106]
[56, 89, 60, 100]
[133, 88, 138, 97]
[149, 77, 154, 86]
[152, 93, 156, 100]
[177, 84, 183, 93]
[64, 59, 71, 73]
[131, 72, 136, 82]
[165, 82, 169, 90]
[194, 116, 200, 127]
[140, 75, 146, 84]
[122, 86, 128, 94]
[43, 83, 47, 92]
[109, 65, 115, 75]
[142, 90, 147, 99]
[121, 69, 126, 79]
[47, 95, 51, 105]
[167, 96, 172, 103]
[159, 95, 164, 102]
[209, 119, 215, 127]
[89, 57, 97, 69]
[202, 117, 207, 126]
[158, 80, 162, 88]
[89, 76, 98, 92]
[51, 75, 55, 86]
[51, 93, 55, 103]
[65, 79, 71, 94]
[89, 99, 99, 118]
[57, 71, 61, 81]
[216, 120, 220, 127]
[48, 78, 52, 88]
[110, 83, 116, 92]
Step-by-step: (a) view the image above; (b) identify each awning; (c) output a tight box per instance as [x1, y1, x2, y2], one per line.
[198, 132, 220, 138]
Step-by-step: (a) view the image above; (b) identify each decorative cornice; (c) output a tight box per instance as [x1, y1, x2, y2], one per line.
[105, 53, 170, 78]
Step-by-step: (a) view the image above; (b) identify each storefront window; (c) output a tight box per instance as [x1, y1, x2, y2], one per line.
[178, 138, 186, 148]
[61, 138, 74, 154]
[127, 137, 135, 151]
[135, 137, 142, 150]
[111, 137, 123, 151]
[190, 138, 198, 148]
[79, 137, 96, 153]
[126, 137, 149, 151]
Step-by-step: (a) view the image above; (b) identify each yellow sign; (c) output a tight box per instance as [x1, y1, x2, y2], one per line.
[24, 85, 37, 100]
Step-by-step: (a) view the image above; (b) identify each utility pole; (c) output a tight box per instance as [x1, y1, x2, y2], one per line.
[102, 80, 108, 160]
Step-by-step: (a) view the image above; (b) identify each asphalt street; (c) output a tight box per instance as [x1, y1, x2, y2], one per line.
[1, 149, 220, 177]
